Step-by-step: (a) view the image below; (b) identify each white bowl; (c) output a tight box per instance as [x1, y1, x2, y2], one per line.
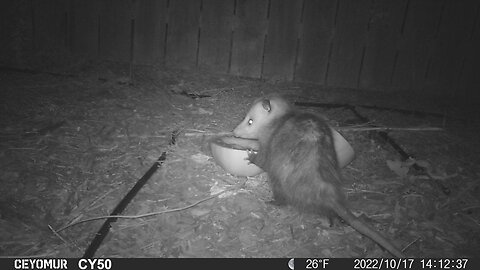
[331, 128, 355, 168]
[210, 136, 263, 177]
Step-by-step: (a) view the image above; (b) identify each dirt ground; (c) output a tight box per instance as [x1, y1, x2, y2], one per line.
[1, 62, 479, 258]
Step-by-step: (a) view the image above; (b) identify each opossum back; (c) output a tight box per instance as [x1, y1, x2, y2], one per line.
[262, 112, 346, 214]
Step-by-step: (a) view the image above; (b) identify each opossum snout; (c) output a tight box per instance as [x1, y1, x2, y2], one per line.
[232, 127, 245, 138]
[233, 124, 256, 139]
[232, 117, 250, 138]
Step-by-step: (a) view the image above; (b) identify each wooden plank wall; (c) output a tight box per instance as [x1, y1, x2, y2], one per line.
[295, 0, 336, 85]
[71, 0, 100, 57]
[198, 0, 234, 72]
[327, 0, 370, 88]
[1, 0, 480, 96]
[428, 0, 478, 97]
[133, 0, 167, 65]
[230, 0, 269, 78]
[165, 0, 201, 68]
[459, 1, 480, 99]
[98, 0, 132, 62]
[32, 0, 68, 53]
[262, 0, 301, 81]
[360, 0, 407, 91]
[0, 0, 31, 67]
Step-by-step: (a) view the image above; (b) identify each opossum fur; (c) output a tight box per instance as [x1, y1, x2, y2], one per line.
[233, 96, 404, 258]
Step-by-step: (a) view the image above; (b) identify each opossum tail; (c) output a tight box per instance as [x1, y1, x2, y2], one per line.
[331, 202, 404, 258]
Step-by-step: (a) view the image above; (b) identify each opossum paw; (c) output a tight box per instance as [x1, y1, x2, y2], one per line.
[268, 198, 287, 206]
[245, 149, 257, 163]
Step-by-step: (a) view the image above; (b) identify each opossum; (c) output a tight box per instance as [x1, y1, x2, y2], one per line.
[233, 95, 404, 258]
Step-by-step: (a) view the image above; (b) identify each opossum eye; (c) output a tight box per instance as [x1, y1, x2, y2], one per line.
[248, 119, 253, 126]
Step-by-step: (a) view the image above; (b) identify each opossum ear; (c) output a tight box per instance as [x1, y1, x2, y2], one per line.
[261, 99, 272, 112]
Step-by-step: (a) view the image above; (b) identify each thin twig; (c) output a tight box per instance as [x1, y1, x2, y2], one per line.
[461, 205, 480, 212]
[48, 225, 69, 245]
[336, 126, 443, 132]
[401, 236, 421, 252]
[198, 85, 247, 94]
[54, 184, 242, 233]
[48, 225, 83, 252]
[184, 131, 232, 137]
[0, 252, 58, 258]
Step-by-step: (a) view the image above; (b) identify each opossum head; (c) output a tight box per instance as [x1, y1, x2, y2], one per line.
[233, 95, 291, 139]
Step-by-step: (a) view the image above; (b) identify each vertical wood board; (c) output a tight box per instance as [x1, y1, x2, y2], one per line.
[0, 0, 14, 56]
[262, 0, 302, 81]
[230, 0, 269, 78]
[133, 0, 167, 64]
[98, 0, 132, 61]
[0, 0, 32, 67]
[458, 1, 480, 99]
[33, 0, 68, 51]
[165, 0, 201, 68]
[425, 0, 477, 93]
[71, 0, 99, 56]
[198, 0, 234, 72]
[392, 0, 443, 92]
[360, 0, 407, 91]
[326, 0, 370, 88]
[295, 0, 336, 84]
